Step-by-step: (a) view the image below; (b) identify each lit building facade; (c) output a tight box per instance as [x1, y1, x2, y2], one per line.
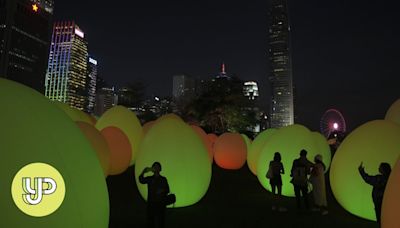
[268, 0, 294, 128]
[94, 86, 117, 116]
[86, 57, 97, 113]
[45, 21, 89, 110]
[0, 0, 54, 93]
[172, 74, 195, 102]
[243, 81, 259, 100]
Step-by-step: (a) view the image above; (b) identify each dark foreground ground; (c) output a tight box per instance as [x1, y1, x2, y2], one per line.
[107, 165, 377, 228]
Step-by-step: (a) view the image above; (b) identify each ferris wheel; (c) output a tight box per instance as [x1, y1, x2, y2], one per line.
[320, 109, 346, 138]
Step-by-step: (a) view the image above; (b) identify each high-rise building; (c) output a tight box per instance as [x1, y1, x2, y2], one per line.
[172, 74, 195, 102]
[0, 0, 54, 92]
[94, 86, 117, 116]
[243, 81, 259, 100]
[45, 21, 89, 111]
[216, 63, 229, 79]
[86, 57, 97, 113]
[268, 0, 294, 128]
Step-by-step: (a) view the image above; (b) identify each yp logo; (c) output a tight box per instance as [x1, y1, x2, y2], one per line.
[11, 163, 66, 217]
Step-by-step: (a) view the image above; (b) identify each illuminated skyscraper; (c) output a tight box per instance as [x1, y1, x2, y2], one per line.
[243, 81, 259, 100]
[268, 0, 294, 128]
[86, 57, 97, 113]
[172, 74, 195, 102]
[0, 0, 54, 92]
[45, 21, 89, 111]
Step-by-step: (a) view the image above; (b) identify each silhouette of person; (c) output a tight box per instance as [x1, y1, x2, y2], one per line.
[359, 162, 391, 225]
[290, 149, 313, 211]
[268, 152, 286, 211]
[139, 162, 170, 228]
[309, 154, 328, 215]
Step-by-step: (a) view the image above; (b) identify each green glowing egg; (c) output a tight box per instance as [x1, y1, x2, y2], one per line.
[330, 120, 400, 221]
[192, 125, 213, 162]
[0, 78, 109, 227]
[247, 129, 277, 175]
[135, 114, 211, 207]
[257, 125, 319, 197]
[96, 105, 143, 165]
[311, 132, 332, 173]
[382, 157, 400, 228]
[241, 134, 252, 152]
[385, 99, 400, 126]
[214, 133, 247, 170]
[53, 101, 94, 125]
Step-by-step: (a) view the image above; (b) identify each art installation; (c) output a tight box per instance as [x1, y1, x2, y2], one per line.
[135, 114, 211, 207]
[53, 101, 95, 125]
[96, 105, 143, 165]
[385, 99, 400, 126]
[191, 125, 214, 162]
[101, 127, 132, 175]
[330, 120, 400, 221]
[256, 124, 331, 197]
[241, 134, 252, 153]
[214, 133, 247, 170]
[247, 129, 277, 175]
[77, 121, 110, 176]
[382, 157, 400, 228]
[311, 132, 332, 173]
[0, 79, 109, 227]
[207, 133, 218, 148]
[143, 120, 155, 135]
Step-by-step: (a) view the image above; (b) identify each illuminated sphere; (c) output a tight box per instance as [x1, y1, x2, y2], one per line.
[207, 133, 218, 146]
[214, 133, 247, 170]
[191, 125, 213, 162]
[311, 131, 332, 173]
[247, 129, 277, 175]
[330, 120, 400, 221]
[96, 105, 143, 165]
[143, 121, 155, 135]
[385, 99, 400, 126]
[257, 125, 319, 197]
[53, 101, 94, 125]
[241, 134, 252, 152]
[101, 127, 132, 175]
[135, 114, 211, 207]
[76, 121, 110, 176]
[0, 78, 109, 227]
[382, 157, 400, 228]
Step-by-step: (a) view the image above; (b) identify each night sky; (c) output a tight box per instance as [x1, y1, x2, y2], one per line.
[55, 0, 399, 132]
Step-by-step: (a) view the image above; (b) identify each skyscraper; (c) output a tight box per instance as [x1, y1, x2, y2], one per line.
[243, 81, 259, 100]
[172, 74, 195, 102]
[268, 0, 294, 128]
[0, 0, 54, 92]
[45, 21, 89, 111]
[94, 86, 117, 117]
[86, 57, 98, 113]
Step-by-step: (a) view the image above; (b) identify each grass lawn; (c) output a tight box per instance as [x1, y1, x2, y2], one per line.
[107, 165, 377, 228]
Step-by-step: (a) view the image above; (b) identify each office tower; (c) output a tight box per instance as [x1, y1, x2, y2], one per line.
[172, 74, 195, 103]
[45, 21, 89, 111]
[0, 0, 54, 92]
[268, 0, 294, 128]
[243, 81, 259, 100]
[86, 57, 97, 113]
[94, 86, 117, 116]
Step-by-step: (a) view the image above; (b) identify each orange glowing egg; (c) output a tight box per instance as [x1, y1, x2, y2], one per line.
[191, 125, 213, 162]
[214, 133, 247, 170]
[143, 121, 155, 135]
[100, 127, 132, 175]
[382, 157, 400, 228]
[76, 122, 110, 176]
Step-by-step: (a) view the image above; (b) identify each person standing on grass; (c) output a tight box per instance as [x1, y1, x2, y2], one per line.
[290, 149, 313, 211]
[139, 162, 170, 228]
[268, 152, 286, 211]
[359, 162, 391, 226]
[309, 154, 328, 215]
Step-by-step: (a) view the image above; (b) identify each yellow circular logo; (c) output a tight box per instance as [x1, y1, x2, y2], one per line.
[11, 163, 66, 217]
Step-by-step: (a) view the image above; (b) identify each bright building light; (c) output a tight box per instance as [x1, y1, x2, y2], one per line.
[89, 58, 97, 65]
[74, 28, 84, 38]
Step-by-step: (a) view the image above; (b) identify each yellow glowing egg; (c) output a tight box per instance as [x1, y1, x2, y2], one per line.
[247, 129, 277, 175]
[311, 132, 332, 173]
[53, 101, 94, 125]
[96, 106, 143, 165]
[382, 157, 400, 228]
[330, 120, 400, 221]
[191, 125, 213, 162]
[385, 99, 400, 126]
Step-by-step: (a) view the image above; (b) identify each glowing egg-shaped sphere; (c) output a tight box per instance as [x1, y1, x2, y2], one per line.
[241, 134, 252, 152]
[76, 121, 110, 176]
[53, 101, 93, 125]
[385, 99, 400, 126]
[247, 129, 277, 175]
[101, 127, 132, 175]
[96, 105, 143, 165]
[143, 121, 155, 135]
[257, 125, 318, 197]
[382, 157, 400, 228]
[330, 120, 400, 221]
[191, 125, 213, 162]
[311, 132, 332, 173]
[135, 114, 211, 207]
[0, 78, 109, 227]
[214, 133, 247, 170]
[207, 133, 218, 146]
